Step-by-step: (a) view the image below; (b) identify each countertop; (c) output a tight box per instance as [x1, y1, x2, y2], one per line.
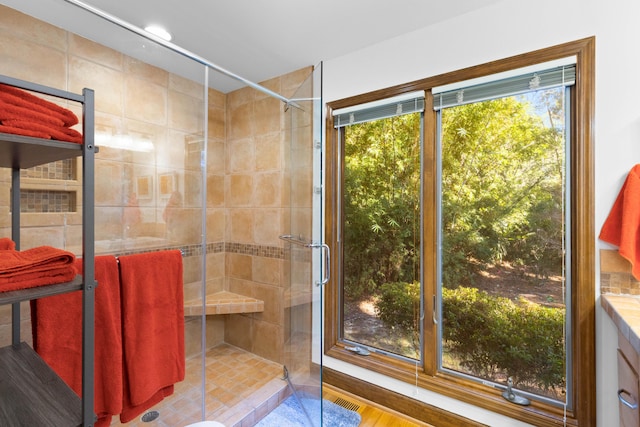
[601, 294, 640, 354]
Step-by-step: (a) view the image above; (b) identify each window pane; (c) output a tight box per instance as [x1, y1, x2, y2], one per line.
[440, 89, 567, 401]
[341, 113, 422, 360]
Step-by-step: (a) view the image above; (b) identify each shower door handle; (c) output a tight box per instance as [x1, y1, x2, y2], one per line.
[309, 242, 330, 286]
[320, 243, 330, 286]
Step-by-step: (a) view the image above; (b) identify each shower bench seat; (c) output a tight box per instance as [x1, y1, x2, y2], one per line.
[183, 291, 264, 316]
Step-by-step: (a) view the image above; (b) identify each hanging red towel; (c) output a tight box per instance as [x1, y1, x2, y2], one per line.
[118, 250, 185, 423]
[31, 256, 123, 427]
[600, 164, 640, 280]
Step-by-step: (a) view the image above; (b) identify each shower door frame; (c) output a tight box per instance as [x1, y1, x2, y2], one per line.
[281, 62, 324, 427]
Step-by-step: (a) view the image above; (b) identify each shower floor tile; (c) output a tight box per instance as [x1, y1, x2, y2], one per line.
[110, 343, 286, 427]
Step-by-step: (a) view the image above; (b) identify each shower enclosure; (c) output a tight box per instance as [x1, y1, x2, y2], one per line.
[0, 0, 324, 425]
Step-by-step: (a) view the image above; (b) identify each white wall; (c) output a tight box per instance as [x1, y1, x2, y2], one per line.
[322, 0, 640, 425]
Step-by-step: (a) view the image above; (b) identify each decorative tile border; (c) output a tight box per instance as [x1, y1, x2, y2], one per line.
[104, 241, 287, 260]
[225, 242, 285, 259]
[19, 190, 76, 213]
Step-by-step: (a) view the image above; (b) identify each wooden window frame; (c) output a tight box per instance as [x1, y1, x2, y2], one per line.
[324, 37, 595, 426]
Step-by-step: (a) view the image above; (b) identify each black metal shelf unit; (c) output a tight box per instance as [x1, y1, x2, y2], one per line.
[0, 74, 96, 427]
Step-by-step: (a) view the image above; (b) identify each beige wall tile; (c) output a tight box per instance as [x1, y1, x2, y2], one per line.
[227, 86, 255, 110]
[253, 208, 283, 246]
[207, 139, 226, 174]
[254, 172, 282, 207]
[227, 175, 253, 207]
[252, 257, 282, 287]
[251, 321, 283, 363]
[125, 76, 168, 125]
[227, 277, 253, 298]
[227, 209, 253, 243]
[0, 6, 66, 52]
[227, 138, 255, 174]
[208, 107, 226, 141]
[227, 102, 254, 140]
[254, 97, 281, 135]
[69, 56, 125, 116]
[184, 317, 204, 358]
[206, 277, 225, 295]
[206, 316, 225, 348]
[601, 249, 631, 273]
[227, 253, 253, 281]
[281, 66, 313, 99]
[170, 73, 204, 99]
[70, 34, 123, 71]
[207, 252, 225, 280]
[251, 284, 283, 325]
[224, 314, 253, 351]
[207, 175, 225, 208]
[169, 90, 204, 132]
[0, 33, 67, 90]
[206, 208, 225, 241]
[255, 133, 282, 172]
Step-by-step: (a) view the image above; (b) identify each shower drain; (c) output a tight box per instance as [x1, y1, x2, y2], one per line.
[141, 410, 160, 422]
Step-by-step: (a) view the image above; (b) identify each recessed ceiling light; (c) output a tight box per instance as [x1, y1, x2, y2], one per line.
[144, 25, 172, 41]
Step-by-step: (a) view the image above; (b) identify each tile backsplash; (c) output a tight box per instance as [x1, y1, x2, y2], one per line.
[600, 249, 640, 295]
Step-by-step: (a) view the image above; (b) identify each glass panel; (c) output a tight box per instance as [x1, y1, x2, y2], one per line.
[0, 2, 208, 422]
[341, 112, 422, 360]
[439, 88, 568, 402]
[284, 64, 323, 426]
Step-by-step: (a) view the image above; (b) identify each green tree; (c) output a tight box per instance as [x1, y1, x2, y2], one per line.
[441, 94, 565, 288]
[343, 113, 421, 298]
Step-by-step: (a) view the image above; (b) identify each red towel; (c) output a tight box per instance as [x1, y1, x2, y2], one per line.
[0, 100, 66, 127]
[31, 256, 123, 427]
[1, 119, 83, 143]
[0, 246, 76, 292]
[600, 164, 640, 280]
[0, 238, 15, 250]
[0, 83, 79, 127]
[0, 84, 82, 143]
[118, 250, 185, 423]
[0, 123, 50, 139]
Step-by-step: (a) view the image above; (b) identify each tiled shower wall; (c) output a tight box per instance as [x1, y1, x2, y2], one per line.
[0, 4, 313, 367]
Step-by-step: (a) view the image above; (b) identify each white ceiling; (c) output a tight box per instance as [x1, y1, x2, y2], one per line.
[2, 0, 501, 94]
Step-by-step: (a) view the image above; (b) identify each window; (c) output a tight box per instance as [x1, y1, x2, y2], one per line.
[335, 94, 424, 361]
[325, 38, 595, 426]
[436, 64, 573, 405]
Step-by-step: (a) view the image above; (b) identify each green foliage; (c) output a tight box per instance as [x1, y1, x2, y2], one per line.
[442, 286, 565, 391]
[374, 283, 565, 392]
[440, 93, 565, 287]
[343, 113, 421, 298]
[376, 281, 420, 330]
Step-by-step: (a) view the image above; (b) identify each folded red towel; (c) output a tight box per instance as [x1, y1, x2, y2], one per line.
[0, 238, 15, 250]
[0, 245, 76, 292]
[0, 265, 76, 292]
[31, 256, 123, 426]
[0, 83, 79, 127]
[2, 119, 82, 144]
[118, 250, 185, 423]
[0, 245, 75, 276]
[0, 100, 66, 127]
[600, 164, 640, 280]
[0, 123, 51, 139]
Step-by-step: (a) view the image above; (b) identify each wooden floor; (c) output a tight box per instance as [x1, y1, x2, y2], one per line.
[323, 384, 433, 427]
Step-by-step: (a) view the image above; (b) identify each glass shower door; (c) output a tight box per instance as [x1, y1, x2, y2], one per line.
[282, 63, 324, 426]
